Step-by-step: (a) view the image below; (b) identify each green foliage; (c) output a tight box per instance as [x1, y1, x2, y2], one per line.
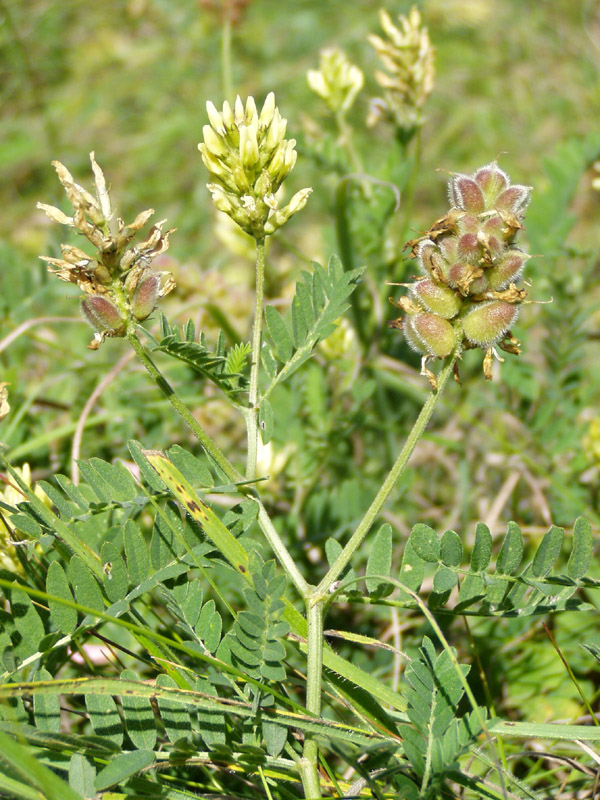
[153, 315, 249, 397]
[1, 3, 600, 798]
[398, 637, 487, 798]
[393, 517, 595, 616]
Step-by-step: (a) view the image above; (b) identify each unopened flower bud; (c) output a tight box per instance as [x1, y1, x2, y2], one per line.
[81, 295, 126, 336]
[461, 300, 519, 346]
[404, 313, 457, 358]
[410, 278, 461, 319]
[307, 47, 364, 113]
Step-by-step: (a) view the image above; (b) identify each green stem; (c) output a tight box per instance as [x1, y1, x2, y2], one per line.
[335, 110, 363, 177]
[127, 331, 242, 484]
[300, 600, 324, 799]
[317, 354, 457, 596]
[246, 237, 266, 481]
[127, 328, 311, 597]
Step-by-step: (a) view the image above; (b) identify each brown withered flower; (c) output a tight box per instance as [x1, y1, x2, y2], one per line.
[38, 153, 175, 349]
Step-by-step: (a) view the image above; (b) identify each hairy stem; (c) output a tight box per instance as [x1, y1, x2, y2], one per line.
[127, 328, 311, 597]
[127, 331, 242, 484]
[246, 237, 266, 481]
[317, 353, 457, 596]
[300, 600, 325, 799]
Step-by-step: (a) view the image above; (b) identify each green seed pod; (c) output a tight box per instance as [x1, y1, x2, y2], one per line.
[81, 295, 126, 336]
[461, 300, 519, 346]
[410, 278, 461, 319]
[130, 272, 160, 321]
[404, 313, 457, 358]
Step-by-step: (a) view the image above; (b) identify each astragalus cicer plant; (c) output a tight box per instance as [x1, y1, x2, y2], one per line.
[0, 38, 597, 800]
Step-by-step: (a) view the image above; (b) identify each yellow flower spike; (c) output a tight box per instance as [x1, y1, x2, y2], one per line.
[199, 93, 311, 239]
[368, 6, 435, 132]
[307, 47, 364, 113]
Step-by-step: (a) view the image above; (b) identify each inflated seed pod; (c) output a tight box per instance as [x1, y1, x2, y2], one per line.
[461, 300, 519, 346]
[472, 163, 509, 205]
[404, 313, 457, 358]
[410, 278, 461, 319]
[448, 175, 485, 213]
[81, 295, 126, 336]
[130, 272, 160, 321]
[486, 250, 529, 291]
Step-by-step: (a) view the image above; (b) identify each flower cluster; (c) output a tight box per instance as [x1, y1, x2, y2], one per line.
[199, 93, 312, 239]
[367, 7, 434, 132]
[37, 154, 175, 349]
[391, 162, 532, 385]
[307, 47, 364, 114]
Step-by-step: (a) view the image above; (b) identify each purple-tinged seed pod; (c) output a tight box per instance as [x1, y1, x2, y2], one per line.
[449, 175, 485, 213]
[410, 278, 461, 319]
[81, 295, 126, 335]
[486, 250, 529, 291]
[404, 313, 457, 358]
[461, 300, 519, 346]
[130, 272, 160, 321]
[495, 184, 532, 216]
[457, 233, 479, 262]
[417, 239, 445, 279]
[473, 163, 509, 205]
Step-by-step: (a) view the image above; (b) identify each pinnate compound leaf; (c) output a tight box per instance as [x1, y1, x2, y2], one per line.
[46, 561, 77, 634]
[568, 516, 593, 580]
[155, 673, 192, 743]
[440, 530, 462, 567]
[496, 521, 523, 575]
[94, 749, 155, 792]
[265, 304, 293, 362]
[69, 753, 96, 798]
[264, 256, 365, 388]
[531, 525, 564, 578]
[33, 668, 61, 733]
[123, 519, 149, 585]
[67, 556, 105, 614]
[101, 542, 129, 603]
[470, 523, 492, 571]
[366, 523, 393, 594]
[120, 669, 157, 750]
[86, 694, 123, 746]
[410, 524, 440, 562]
[259, 398, 274, 444]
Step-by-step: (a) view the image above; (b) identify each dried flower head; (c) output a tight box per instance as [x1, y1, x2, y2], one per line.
[199, 93, 312, 238]
[37, 153, 175, 348]
[368, 7, 434, 132]
[392, 162, 532, 386]
[307, 47, 364, 114]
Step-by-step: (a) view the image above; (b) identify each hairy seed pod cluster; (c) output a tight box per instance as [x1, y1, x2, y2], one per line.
[392, 162, 532, 385]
